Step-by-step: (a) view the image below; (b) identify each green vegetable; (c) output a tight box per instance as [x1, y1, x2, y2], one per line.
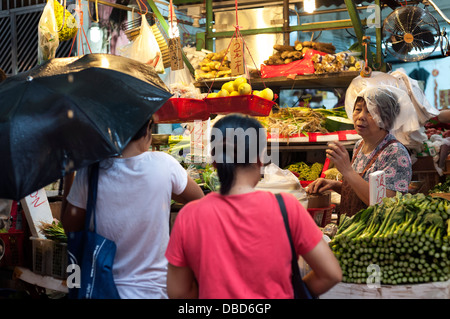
[324, 116, 354, 132]
[330, 192, 450, 285]
[39, 220, 67, 243]
[429, 176, 450, 194]
[285, 161, 323, 181]
[202, 166, 220, 192]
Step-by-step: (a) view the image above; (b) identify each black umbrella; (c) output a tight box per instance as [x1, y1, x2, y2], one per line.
[0, 53, 172, 201]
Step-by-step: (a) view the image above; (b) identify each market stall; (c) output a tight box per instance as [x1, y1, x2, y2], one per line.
[172, 0, 450, 299]
[1, 0, 450, 300]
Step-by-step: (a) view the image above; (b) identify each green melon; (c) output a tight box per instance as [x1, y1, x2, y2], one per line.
[325, 116, 354, 132]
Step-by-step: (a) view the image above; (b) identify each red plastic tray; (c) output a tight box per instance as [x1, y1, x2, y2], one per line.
[0, 231, 25, 268]
[307, 205, 334, 227]
[153, 98, 210, 123]
[205, 95, 275, 116]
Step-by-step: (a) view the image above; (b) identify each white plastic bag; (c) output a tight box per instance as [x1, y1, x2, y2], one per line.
[165, 62, 203, 99]
[119, 15, 165, 73]
[256, 163, 309, 208]
[38, 0, 59, 64]
[390, 68, 440, 124]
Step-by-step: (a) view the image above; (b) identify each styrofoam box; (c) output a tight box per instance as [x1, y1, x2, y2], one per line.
[31, 237, 68, 280]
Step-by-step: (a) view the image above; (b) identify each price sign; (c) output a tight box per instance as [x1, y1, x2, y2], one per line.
[230, 38, 245, 76]
[21, 189, 54, 238]
[168, 37, 184, 71]
[440, 89, 450, 108]
[369, 171, 386, 206]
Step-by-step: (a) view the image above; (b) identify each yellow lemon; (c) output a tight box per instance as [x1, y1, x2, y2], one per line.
[238, 83, 252, 95]
[207, 92, 218, 98]
[221, 81, 235, 94]
[260, 88, 274, 100]
[252, 90, 261, 97]
[217, 89, 230, 97]
[233, 77, 247, 91]
[230, 91, 240, 96]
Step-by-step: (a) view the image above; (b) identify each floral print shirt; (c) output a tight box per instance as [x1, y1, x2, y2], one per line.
[352, 133, 412, 193]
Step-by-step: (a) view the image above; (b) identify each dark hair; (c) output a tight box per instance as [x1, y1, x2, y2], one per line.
[131, 116, 153, 141]
[211, 113, 265, 195]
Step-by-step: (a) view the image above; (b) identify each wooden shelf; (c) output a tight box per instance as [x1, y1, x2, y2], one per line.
[194, 71, 360, 91]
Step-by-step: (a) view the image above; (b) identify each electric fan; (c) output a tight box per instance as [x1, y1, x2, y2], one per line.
[382, 5, 441, 62]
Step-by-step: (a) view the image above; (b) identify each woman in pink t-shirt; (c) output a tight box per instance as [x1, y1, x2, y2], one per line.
[165, 114, 342, 299]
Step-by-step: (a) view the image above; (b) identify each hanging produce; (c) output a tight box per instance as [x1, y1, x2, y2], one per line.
[38, 0, 59, 64]
[203, 0, 277, 118]
[54, 0, 78, 41]
[207, 76, 274, 101]
[195, 49, 231, 80]
[330, 193, 450, 285]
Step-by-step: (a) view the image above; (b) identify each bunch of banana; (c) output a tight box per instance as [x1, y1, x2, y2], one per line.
[195, 49, 232, 81]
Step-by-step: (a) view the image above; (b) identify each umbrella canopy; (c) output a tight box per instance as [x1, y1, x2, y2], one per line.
[0, 53, 172, 200]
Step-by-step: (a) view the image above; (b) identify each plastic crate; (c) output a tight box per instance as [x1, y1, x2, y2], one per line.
[205, 94, 275, 116]
[307, 205, 334, 227]
[0, 231, 24, 268]
[153, 98, 210, 123]
[31, 237, 68, 279]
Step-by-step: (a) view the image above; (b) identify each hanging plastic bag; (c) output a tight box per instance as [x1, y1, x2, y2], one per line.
[38, 0, 59, 64]
[119, 15, 165, 74]
[53, 0, 78, 41]
[165, 62, 203, 99]
[390, 68, 440, 125]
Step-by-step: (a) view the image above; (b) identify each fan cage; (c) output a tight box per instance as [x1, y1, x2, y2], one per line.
[382, 5, 441, 62]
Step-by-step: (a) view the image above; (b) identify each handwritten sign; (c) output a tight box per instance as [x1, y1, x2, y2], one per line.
[440, 89, 450, 108]
[21, 188, 54, 238]
[230, 38, 245, 76]
[168, 37, 184, 71]
[369, 171, 386, 206]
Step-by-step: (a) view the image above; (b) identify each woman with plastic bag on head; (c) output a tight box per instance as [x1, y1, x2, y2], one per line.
[307, 73, 415, 217]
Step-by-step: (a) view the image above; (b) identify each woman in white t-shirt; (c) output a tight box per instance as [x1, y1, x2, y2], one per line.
[61, 117, 204, 299]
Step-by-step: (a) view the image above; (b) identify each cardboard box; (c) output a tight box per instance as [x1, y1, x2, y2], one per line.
[307, 191, 331, 208]
[49, 201, 62, 220]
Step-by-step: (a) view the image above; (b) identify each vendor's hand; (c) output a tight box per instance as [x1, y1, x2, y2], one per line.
[326, 141, 352, 176]
[306, 178, 334, 194]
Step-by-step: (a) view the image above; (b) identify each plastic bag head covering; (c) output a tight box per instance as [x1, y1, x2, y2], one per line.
[353, 86, 401, 131]
[345, 71, 421, 140]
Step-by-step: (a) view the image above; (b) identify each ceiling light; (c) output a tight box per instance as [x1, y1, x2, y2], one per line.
[304, 0, 316, 14]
